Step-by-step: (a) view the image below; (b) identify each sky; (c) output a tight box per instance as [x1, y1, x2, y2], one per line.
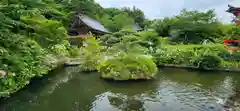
[96, 0, 240, 23]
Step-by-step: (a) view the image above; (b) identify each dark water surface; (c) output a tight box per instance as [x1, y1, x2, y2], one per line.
[1, 67, 240, 111]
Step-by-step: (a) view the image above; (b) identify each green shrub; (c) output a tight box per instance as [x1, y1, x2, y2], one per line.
[218, 51, 240, 62]
[0, 32, 51, 97]
[77, 36, 103, 72]
[136, 30, 161, 51]
[192, 55, 222, 69]
[69, 46, 80, 57]
[98, 53, 158, 80]
[80, 51, 102, 72]
[106, 37, 120, 46]
[21, 16, 68, 48]
[106, 43, 150, 56]
[152, 10, 223, 44]
[154, 48, 195, 65]
[99, 34, 119, 46]
[221, 61, 240, 69]
[113, 28, 138, 37]
[122, 35, 140, 43]
[154, 44, 239, 70]
[51, 44, 69, 56]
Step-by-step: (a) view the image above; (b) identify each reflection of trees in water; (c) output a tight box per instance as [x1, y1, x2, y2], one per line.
[108, 95, 145, 111]
[103, 79, 160, 96]
[105, 68, 229, 111]
[160, 68, 227, 89]
[222, 74, 240, 110]
[157, 68, 237, 110]
[103, 80, 161, 111]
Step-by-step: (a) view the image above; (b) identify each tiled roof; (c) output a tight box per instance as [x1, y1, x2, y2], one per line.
[226, 5, 240, 13]
[78, 14, 109, 33]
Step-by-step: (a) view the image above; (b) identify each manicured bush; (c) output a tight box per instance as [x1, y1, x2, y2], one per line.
[192, 55, 222, 69]
[98, 53, 158, 80]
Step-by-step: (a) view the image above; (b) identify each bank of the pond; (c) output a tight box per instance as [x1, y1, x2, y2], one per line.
[0, 55, 69, 98]
[159, 64, 240, 73]
[154, 44, 240, 73]
[0, 65, 65, 98]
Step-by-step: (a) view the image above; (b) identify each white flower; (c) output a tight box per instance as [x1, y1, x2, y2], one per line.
[12, 73, 16, 76]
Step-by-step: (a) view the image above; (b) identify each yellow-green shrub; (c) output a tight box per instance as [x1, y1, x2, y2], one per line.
[99, 53, 158, 80]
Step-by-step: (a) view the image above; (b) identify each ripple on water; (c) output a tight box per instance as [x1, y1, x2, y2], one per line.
[1, 68, 240, 111]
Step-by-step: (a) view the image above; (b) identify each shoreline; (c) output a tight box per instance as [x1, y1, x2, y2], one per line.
[0, 55, 68, 98]
[0, 65, 65, 99]
[158, 64, 240, 73]
[1, 61, 239, 98]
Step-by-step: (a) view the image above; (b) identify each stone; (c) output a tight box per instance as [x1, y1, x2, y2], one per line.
[0, 70, 7, 78]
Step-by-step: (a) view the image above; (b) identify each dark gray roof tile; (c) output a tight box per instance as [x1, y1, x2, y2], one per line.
[79, 14, 109, 33]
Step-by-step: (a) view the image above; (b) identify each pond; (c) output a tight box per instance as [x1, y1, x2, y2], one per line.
[1, 67, 240, 111]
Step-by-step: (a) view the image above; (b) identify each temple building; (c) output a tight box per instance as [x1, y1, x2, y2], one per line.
[226, 4, 240, 24]
[68, 14, 109, 37]
[68, 14, 109, 46]
[226, 5, 240, 16]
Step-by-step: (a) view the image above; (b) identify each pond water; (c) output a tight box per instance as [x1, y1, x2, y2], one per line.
[1, 67, 240, 111]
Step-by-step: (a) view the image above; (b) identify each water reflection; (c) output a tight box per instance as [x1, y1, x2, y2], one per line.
[0, 67, 240, 111]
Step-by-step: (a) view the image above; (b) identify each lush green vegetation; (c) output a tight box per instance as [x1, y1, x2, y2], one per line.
[0, 0, 239, 97]
[154, 44, 240, 70]
[99, 53, 157, 80]
[0, 0, 148, 97]
[0, 0, 70, 97]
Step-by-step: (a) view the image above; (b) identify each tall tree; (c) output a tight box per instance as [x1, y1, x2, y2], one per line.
[55, 0, 104, 19]
[122, 6, 146, 28]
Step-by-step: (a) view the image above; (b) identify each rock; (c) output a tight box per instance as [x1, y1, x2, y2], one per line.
[195, 83, 202, 86]
[0, 70, 7, 77]
[234, 107, 240, 111]
[208, 105, 215, 109]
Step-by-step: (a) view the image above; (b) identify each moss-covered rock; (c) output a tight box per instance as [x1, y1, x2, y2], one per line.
[98, 53, 158, 81]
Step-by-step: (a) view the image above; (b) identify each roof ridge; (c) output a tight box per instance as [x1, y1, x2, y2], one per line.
[77, 14, 109, 33]
[78, 14, 97, 22]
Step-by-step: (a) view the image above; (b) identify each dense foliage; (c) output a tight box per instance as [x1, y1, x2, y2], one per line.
[77, 36, 103, 72]
[0, 0, 153, 97]
[154, 44, 240, 70]
[0, 0, 239, 97]
[151, 9, 238, 44]
[99, 53, 157, 80]
[0, 0, 72, 97]
[98, 7, 148, 32]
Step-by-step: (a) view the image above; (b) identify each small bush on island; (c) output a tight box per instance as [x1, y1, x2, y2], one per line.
[98, 53, 158, 80]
